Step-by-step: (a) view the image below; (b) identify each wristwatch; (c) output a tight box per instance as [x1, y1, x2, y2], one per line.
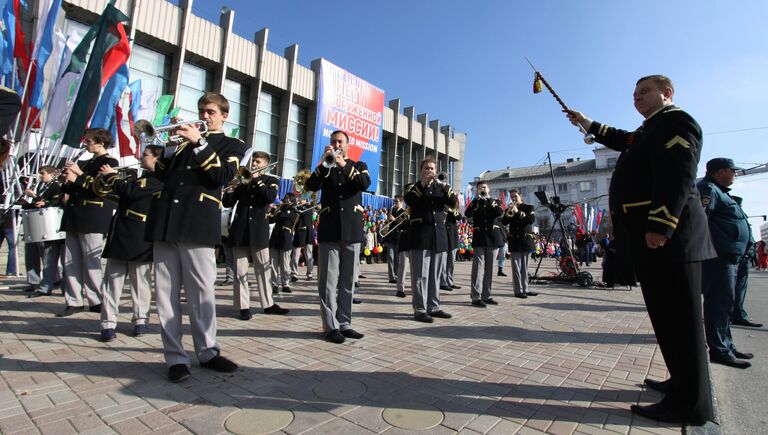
[197, 137, 207, 147]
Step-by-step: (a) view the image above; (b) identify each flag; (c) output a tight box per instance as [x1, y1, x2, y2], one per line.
[533, 72, 543, 94]
[573, 205, 583, 227]
[61, 3, 130, 147]
[127, 79, 140, 119]
[100, 16, 129, 87]
[90, 64, 128, 129]
[499, 190, 507, 210]
[151, 94, 173, 126]
[29, 0, 62, 109]
[113, 103, 136, 157]
[0, 0, 16, 87]
[12, 0, 29, 80]
[41, 35, 78, 141]
[135, 86, 158, 121]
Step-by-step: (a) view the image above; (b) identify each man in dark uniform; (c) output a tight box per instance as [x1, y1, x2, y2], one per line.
[24, 166, 63, 298]
[383, 195, 405, 284]
[269, 193, 299, 294]
[697, 158, 755, 368]
[59, 128, 120, 316]
[291, 197, 315, 282]
[502, 189, 537, 298]
[465, 181, 503, 307]
[439, 206, 462, 291]
[304, 130, 370, 344]
[404, 157, 457, 322]
[394, 199, 410, 298]
[94, 145, 163, 341]
[568, 75, 715, 425]
[223, 151, 288, 320]
[731, 196, 761, 328]
[146, 92, 246, 382]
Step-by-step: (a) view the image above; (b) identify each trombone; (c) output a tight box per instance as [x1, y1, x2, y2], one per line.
[379, 211, 409, 238]
[224, 161, 280, 193]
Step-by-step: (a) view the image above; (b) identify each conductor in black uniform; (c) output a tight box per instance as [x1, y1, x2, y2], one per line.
[146, 92, 247, 382]
[568, 75, 715, 425]
[304, 130, 371, 344]
[404, 157, 458, 323]
[59, 128, 119, 317]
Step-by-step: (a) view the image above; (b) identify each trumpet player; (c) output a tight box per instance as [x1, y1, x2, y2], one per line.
[501, 189, 537, 298]
[404, 158, 458, 322]
[223, 151, 289, 320]
[269, 193, 299, 294]
[304, 130, 371, 343]
[95, 145, 163, 341]
[465, 181, 504, 307]
[145, 92, 246, 382]
[58, 128, 119, 317]
[291, 197, 316, 282]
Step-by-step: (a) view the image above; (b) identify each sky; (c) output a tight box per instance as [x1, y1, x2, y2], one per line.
[180, 0, 768, 238]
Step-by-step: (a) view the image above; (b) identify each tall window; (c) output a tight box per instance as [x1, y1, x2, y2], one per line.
[222, 79, 248, 140]
[129, 45, 170, 106]
[558, 183, 568, 193]
[579, 181, 592, 192]
[409, 145, 419, 183]
[284, 103, 307, 178]
[394, 141, 405, 195]
[378, 141, 388, 195]
[177, 63, 211, 121]
[255, 91, 280, 163]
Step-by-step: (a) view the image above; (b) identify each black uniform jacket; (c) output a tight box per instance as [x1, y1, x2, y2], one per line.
[60, 153, 119, 234]
[269, 204, 299, 251]
[23, 181, 62, 208]
[223, 174, 278, 249]
[382, 206, 405, 244]
[465, 198, 503, 248]
[100, 172, 163, 262]
[145, 132, 247, 246]
[588, 105, 715, 266]
[502, 203, 536, 252]
[292, 206, 315, 247]
[446, 209, 461, 251]
[304, 158, 371, 243]
[403, 181, 457, 252]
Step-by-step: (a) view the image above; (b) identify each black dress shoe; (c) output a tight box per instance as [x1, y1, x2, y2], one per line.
[200, 355, 239, 372]
[290, 276, 299, 283]
[733, 350, 754, 360]
[414, 313, 434, 323]
[340, 329, 364, 339]
[482, 298, 499, 305]
[389, 279, 397, 284]
[168, 364, 191, 383]
[525, 291, 538, 296]
[358, 274, 367, 279]
[450, 284, 461, 289]
[710, 354, 751, 369]
[89, 304, 102, 313]
[471, 300, 487, 308]
[439, 285, 453, 291]
[216, 278, 233, 286]
[57, 305, 84, 317]
[643, 378, 671, 393]
[630, 402, 682, 423]
[353, 298, 362, 304]
[264, 304, 290, 315]
[325, 329, 346, 344]
[28, 290, 52, 298]
[239, 309, 252, 320]
[282, 286, 292, 293]
[497, 268, 507, 277]
[515, 293, 528, 299]
[395, 291, 406, 298]
[731, 318, 763, 328]
[429, 310, 452, 319]
[23, 285, 39, 292]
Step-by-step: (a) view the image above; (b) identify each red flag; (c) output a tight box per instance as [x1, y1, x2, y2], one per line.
[13, 0, 29, 74]
[101, 22, 129, 87]
[499, 190, 507, 210]
[573, 206, 583, 226]
[114, 105, 135, 157]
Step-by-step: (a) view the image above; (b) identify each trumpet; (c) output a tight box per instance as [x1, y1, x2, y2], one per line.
[297, 203, 321, 214]
[136, 119, 209, 145]
[478, 190, 489, 199]
[322, 149, 341, 168]
[380, 211, 409, 238]
[436, 171, 449, 185]
[224, 162, 280, 193]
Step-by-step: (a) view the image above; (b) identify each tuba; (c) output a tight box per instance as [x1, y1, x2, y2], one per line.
[293, 168, 317, 205]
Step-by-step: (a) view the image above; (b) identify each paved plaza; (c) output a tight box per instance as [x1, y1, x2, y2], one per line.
[0, 255, 764, 434]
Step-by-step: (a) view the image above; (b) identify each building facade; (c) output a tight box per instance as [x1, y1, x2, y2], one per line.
[472, 147, 620, 235]
[58, 0, 467, 197]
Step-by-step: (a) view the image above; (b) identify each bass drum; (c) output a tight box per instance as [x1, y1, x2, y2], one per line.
[22, 207, 65, 243]
[221, 207, 233, 238]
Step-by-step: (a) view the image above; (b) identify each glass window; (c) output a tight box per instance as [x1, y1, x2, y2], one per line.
[177, 63, 211, 122]
[558, 183, 568, 193]
[378, 140, 387, 195]
[284, 103, 307, 178]
[222, 78, 248, 140]
[537, 184, 548, 192]
[409, 145, 419, 183]
[579, 181, 592, 192]
[255, 91, 280, 163]
[129, 45, 170, 104]
[394, 141, 404, 194]
[607, 157, 617, 167]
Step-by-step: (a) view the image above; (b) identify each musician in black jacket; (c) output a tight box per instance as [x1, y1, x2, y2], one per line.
[465, 181, 503, 307]
[404, 157, 458, 323]
[383, 195, 405, 283]
[25, 166, 63, 298]
[94, 145, 163, 341]
[269, 193, 299, 294]
[223, 151, 288, 320]
[439, 207, 462, 291]
[59, 128, 119, 317]
[304, 130, 371, 344]
[501, 189, 537, 298]
[291, 197, 315, 281]
[145, 92, 246, 382]
[568, 75, 715, 425]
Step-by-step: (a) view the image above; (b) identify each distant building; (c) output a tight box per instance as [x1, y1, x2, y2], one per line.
[472, 147, 619, 238]
[761, 222, 768, 242]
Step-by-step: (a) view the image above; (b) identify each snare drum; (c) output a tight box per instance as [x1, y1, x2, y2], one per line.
[221, 207, 233, 237]
[22, 207, 65, 243]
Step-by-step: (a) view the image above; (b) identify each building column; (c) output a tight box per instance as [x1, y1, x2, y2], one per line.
[403, 106, 416, 185]
[169, 0, 194, 103]
[276, 44, 299, 178]
[212, 7, 235, 94]
[244, 28, 269, 153]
